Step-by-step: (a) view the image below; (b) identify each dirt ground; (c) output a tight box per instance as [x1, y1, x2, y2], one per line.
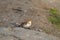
[0, 0, 60, 38]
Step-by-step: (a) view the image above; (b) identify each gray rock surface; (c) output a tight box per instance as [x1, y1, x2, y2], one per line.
[0, 27, 60, 40]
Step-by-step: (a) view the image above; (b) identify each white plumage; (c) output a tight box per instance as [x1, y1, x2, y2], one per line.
[23, 21, 31, 28]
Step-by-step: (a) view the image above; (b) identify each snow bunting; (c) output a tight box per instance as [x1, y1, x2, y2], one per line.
[16, 20, 32, 29]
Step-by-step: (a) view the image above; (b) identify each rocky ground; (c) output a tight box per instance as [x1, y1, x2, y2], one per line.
[0, 27, 60, 40]
[0, 0, 60, 40]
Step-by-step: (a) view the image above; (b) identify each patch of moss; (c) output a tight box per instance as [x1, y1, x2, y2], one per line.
[48, 8, 60, 28]
[49, 8, 58, 15]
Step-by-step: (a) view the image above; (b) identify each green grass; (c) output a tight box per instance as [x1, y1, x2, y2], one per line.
[48, 8, 60, 28]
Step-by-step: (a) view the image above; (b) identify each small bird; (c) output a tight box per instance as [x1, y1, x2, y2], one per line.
[16, 20, 32, 29]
